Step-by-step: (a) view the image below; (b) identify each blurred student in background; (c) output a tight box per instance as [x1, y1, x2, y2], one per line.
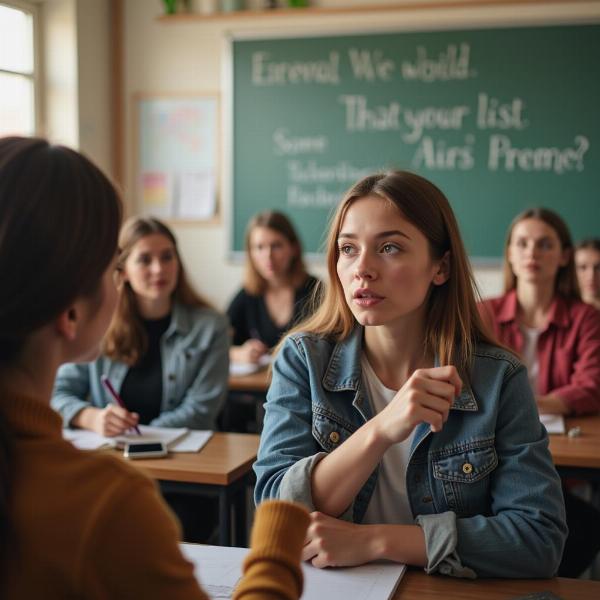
[52, 216, 229, 541]
[480, 208, 600, 417]
[479, 208, 600, 577]
[575, 238, 600, 311]
[52, 216, 229, 434]
[227, 210, 319, 364]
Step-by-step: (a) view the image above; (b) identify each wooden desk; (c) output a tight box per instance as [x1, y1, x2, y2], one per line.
[228, 368, 270, 393]
[394, 569, 600, 599]
[549, 415, 600, 481]
[117, 432, 259, 546]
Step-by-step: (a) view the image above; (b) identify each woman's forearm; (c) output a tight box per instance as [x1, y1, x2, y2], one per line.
[375, 524, 428, 566]
[311, 417, 390, 516]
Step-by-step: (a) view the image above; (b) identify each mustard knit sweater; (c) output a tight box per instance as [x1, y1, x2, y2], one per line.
[1, 393, 308, 599]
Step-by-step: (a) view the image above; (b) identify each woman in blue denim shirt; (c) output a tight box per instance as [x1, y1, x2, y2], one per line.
[52, 217, 229, 434]
[255, 171, 567, 578]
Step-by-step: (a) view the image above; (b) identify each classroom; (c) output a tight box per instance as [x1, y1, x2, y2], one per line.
[1, 0, 600, 598]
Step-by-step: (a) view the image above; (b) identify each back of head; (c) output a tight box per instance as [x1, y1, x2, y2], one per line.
[289, 170, 493, 374]
[502, 207, 579, 299]
[0, 136, 121, 565]
[0, 136, 122, 361]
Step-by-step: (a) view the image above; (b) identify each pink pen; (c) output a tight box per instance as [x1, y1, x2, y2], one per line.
[101, 375, 141, 435]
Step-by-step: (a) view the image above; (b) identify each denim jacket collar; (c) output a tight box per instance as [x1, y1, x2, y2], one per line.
[165, 301, 191, 338]
[322, 325, 478, 412]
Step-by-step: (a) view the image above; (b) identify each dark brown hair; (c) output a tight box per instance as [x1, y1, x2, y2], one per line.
[103, 217, 211, 365]
[0, 136, 122, 568]
[284, 170, 497, 376]
[243, 210, 309, 295]
[502, 207, 580, 299]
[576, 238, 600, 253]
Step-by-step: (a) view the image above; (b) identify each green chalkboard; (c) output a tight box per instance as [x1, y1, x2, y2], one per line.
[230, 24, 600, 259]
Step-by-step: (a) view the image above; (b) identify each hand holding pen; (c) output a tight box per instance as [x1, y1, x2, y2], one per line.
[100, 375, 141, 435]
[240, 329, 269, 364]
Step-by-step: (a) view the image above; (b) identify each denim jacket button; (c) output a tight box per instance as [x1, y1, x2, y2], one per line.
[329, 431, 340, 444]
[421, 495, 433, 503]
[462, 462, 473, 474]
[168, 373, 176, 381]
[414, 474, 421, 483]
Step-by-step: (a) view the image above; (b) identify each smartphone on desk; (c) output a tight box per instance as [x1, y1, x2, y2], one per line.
[123, 441, 168, 459]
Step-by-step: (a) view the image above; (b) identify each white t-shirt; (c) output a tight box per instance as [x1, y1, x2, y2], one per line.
[520, 325, 540, 393]
[360, 354, 415, 525]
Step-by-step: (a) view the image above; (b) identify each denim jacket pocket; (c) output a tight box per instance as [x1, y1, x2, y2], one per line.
[431, 438, 498, 516]
[312, 408, 356, 453]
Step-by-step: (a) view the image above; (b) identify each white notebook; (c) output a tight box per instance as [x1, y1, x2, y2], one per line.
[180, 544, 405, 600]
[539, 414, 566, 434]
[63, 425, 212, 453]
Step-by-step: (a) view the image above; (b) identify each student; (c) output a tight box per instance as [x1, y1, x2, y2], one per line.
[227, 210, 319, 364]
[52, 216, 229, 434]
[0, 136, 308, 598]
[575, 238, 600, 310]
[479, 208, 600, 577]
[479, 209, 600, 416]
[254, 171, 566, 578]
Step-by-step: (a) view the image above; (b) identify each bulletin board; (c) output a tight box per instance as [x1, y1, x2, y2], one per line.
[134, 93, 219, 222]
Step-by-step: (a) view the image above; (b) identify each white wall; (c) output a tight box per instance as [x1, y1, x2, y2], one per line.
[40, 0, 112, 173]
[121, 0, 600, 309]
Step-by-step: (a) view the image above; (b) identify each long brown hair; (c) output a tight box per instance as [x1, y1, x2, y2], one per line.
[103, 217, 211, 365]
[0, 136, 122, 569]
[285, 170, 496, 376]
[243, 210, 309, 295]
[502, 207, 580, 299]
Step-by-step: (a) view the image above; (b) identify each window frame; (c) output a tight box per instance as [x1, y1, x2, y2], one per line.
[0, 0, 41, 135]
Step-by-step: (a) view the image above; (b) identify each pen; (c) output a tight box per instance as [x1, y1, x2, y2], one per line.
[249, 328, 261, 341]
[100, 375, 141, 435]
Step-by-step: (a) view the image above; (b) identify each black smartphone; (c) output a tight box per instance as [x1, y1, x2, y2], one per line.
[123, 442, 168, 459]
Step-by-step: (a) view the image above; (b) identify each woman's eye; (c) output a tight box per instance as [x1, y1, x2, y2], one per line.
[338, 244, 354, 256]
[381, 243, 399, 254]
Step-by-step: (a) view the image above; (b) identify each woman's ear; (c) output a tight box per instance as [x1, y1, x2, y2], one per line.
[432, 251, 451, 286]
[54, 305, 79, 341]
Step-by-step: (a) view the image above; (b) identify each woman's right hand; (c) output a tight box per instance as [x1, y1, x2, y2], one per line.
[374, 366, 462, 445]
[231, 339, 269, 364]
[74, 405, 140, 437]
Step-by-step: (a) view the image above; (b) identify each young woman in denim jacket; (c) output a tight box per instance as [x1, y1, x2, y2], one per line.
[52, 217, 229, 434]
[254, 171, 567, 578]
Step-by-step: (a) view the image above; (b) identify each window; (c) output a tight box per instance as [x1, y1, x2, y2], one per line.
[0, 1, 38, 136]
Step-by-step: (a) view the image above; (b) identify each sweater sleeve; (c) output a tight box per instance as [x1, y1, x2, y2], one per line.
[233, 501, 309, 600]
[82, 473, 208, 600]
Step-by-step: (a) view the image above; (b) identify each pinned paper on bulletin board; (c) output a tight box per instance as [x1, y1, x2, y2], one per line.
[135, 93, 219, 222]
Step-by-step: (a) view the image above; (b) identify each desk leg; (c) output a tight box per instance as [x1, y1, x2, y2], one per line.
[218, 487, 232, 546]
[233, 479, 247, 547]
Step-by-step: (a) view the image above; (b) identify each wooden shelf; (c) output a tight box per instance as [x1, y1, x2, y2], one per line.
[157, 1, 570, 23]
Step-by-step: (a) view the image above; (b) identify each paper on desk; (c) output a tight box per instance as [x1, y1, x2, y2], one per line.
[170, 430, 213, 453]
[229, 354, 271, 377]
[180, 543, 405, 600]
[64, 425, 189, 451]
[540, 414, 566, 434]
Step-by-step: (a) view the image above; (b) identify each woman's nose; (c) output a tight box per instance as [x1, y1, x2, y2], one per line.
[354, 254, 376, 280]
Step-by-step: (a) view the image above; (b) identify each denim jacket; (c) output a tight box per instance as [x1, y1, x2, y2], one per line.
[254, 327, 567, 578]
[52, 303, 229, 430]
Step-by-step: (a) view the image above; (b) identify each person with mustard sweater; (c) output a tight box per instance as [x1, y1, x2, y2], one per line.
[0, 136, 307, 599]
